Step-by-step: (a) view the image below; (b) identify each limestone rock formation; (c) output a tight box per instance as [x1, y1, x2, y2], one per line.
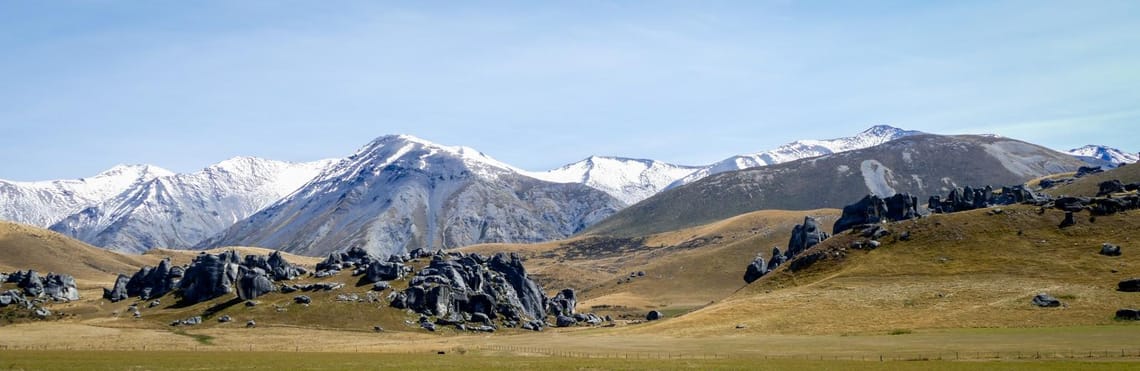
[42, 273, 80, 301]
[743, 254, 767, 284]
[178, 251, 242, 304]
[103, 274, 130, 302]
[834, 193, 918, 234]
[390, 252, 548, 327]
[1100, 243, 1122, 257]
[237, 267, 275, 300]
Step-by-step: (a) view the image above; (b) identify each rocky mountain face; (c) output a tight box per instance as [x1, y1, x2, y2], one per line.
[47, 157, 334, 253]
[665, 125, 924, 190]
[198, 135, 623, 257]
[1066, 145, 1138, 167]
[524, 157, 700, 205]
[0, 165, 173, 227]
[587, 134, 1086, 237]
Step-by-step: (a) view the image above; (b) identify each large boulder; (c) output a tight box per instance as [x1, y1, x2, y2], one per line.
[1076, 166, 1103, 178]
[1118, 278, 1140, 292]
[1116, 308, 1140, 321]
[126, 258, 180, 299]
[365, 261, 405, 283]
[237, 267, 275, 300]
[787, 217, 830, 258]
[1032, 293, 1061, 307]
[743, 254, 767, 284]
[17, 270, 45, 298]
[178, 251, 242, 304]
[42, 273, 80, 301]
[646, 310, 663, 321]
[103, 274, 130, 302]
[267, 251, 303, 281]
[1054, 197, 1089, 213]
[548, 289, 577, 317]
[0, 289, 28, 308]
[766, 247, 787, 272]
[1098, 180, 1127, 196]
[488, 253, 548, 321]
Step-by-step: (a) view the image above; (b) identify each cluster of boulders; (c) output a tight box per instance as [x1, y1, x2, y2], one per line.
[388, 251, 551, 332]
[743, 216, 830, 284]
[4, 270, 79, 302]
[104, 250, 307, 305]
[1053, 193, 1140, 229]
[928, 185, 1048, 214]
[833, 193, 920, 235]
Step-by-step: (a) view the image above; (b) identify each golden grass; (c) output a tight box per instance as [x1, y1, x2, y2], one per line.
[0, 221, 160, 287]
[1045, 164, 1140, 197]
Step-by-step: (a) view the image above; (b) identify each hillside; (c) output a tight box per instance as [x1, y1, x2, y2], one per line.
[0, 221, 159, 286]
[1044, 164, 1140, 198]
[588, 134, 1085, 237]
[635, 204, 1140, 336]
[462, 209, 841, 318]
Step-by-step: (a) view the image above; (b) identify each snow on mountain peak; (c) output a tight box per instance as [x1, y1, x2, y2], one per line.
[1066, 145, 1138, 165]
[524, 156, 700, 205]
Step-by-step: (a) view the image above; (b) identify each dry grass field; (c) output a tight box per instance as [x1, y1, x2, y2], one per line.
[1044, 164, 1140, 197]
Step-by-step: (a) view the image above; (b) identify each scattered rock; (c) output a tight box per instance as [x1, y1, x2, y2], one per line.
[245, 301, 258, 307]
[372, 281, 391, 291]
[1118, 278, 1140, 292]
[1032, 293, 1062, 308]
[555, 315, 577, 327]
[547, 289, 577, 317]
[294, 295, 312, 304]
[246, 320, 257, 328]
[149, 299, 161, 308]
[646, 310, 663, 321]
[33, 308, 52, 318]
[171, 316, 202, 326]
[218, 315, 233, 323]
[373, 325, 384, 332]
[1076, 166, 1103, 178]
[1100, 243, 1122, 257]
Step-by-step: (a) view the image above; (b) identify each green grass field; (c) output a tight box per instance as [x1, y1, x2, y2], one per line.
[1, 350, 1137, 371]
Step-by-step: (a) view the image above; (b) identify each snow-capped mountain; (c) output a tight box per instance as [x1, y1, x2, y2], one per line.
[1066, 145, 1138, 167]
[666, 125, 924, 189]
[524, 157, 701, 205]
[49, 157, 335, 253]
[0, 165, 173, 227]
[198, 135, 623, 257]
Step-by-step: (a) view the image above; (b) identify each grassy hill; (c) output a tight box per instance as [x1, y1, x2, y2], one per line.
[462, 209, 841, 319]
[0, 221, 160, 286]
[635, 204, 1140, 336]
[587, 134, 1084, 237]
[1044, 164, 1140, 197]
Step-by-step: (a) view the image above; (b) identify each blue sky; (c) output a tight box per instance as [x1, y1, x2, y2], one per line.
[1, 1, 1138, 181]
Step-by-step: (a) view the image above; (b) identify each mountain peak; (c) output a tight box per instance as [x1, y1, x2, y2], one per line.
[96, 164, 174, 179]
[1066, 144, 1138, 165]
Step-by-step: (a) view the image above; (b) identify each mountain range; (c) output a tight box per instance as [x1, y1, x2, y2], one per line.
[0, 125, 1132, 255]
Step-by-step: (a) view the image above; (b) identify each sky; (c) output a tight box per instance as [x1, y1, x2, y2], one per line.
[1, 1, 1138, 181]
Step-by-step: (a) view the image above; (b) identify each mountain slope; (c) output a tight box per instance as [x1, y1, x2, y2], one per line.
[588, 134, 1085, 237]
[0, 165, 173, 227]
[48, 157, 334, 253]
[199, 135, 624, 257]
[666, 125, 924, 189]
[1067, 145, 1138, 167]
[524, 157, 700, 205]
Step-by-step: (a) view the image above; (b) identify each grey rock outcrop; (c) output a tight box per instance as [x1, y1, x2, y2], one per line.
[0, 289, 28, 308]
[125, 258, 181, 300]
[743, 254, 767, 284]
[1119, 278, 1140, 292]
[17, 270, 44, 298]
[555, 315, 577, 327]
[1032, 293, 1061, 307]
[787, 217, 830, 258]
[1100, 243, 1122, 257]
[103, 274, 130, 302]
[1075, 166, 1103, 178]
[316, 246, 381, 272]
[834, 193, 918, 234]
[178, 251, 242, 304]
[243, 252, 304, 281]
[365, 261, 405, 283]
[547, 289, 577, 317]
[42, 273, 80, 301]
[1116, 308, 1140, 321]
[1098, 180, 1127, 196]
[390, 252, 548, 326]
[237, 267, 275, 300]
